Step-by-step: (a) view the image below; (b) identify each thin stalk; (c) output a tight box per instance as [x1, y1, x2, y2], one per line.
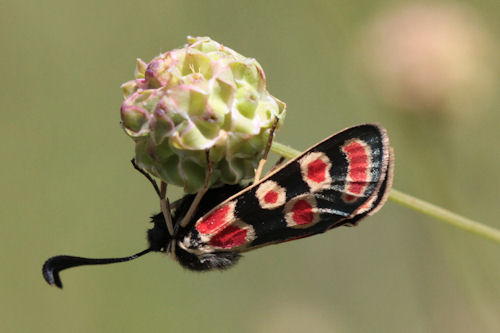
[271, 141, 500, 245]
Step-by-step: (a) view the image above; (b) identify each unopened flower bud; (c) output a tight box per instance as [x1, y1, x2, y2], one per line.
[121, 36, 286, 193]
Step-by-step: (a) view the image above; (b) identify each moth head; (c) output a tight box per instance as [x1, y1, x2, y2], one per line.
[147, 213, 173, 252]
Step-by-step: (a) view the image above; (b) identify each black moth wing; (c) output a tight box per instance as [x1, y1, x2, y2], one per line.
[178, 124, 392, 256]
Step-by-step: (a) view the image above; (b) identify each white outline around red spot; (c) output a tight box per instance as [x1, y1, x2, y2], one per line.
[195, 200, 237, 236]
[284, 194, 320, 228]
[208, 219, 256, 250]
[255, 180, 286, 209]
[299, 152, 332, 192]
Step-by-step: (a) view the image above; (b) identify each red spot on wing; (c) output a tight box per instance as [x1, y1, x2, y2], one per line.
[256, 181, 286, 209]
[196, 204, 231, 235]
[209, 225, 247, 249]
[343, 141, 370, 195]
[264, 190, 278, 204]
[307, 159, 327, 183]
[291, 199, 314, 225]
[299, 152, 332, 192]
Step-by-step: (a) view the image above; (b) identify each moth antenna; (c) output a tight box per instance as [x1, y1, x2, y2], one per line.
[254, 117, 279, 183]
[179, 150, 212, 228]
[131, 159, 161, 197]
[42, 248, 152, 289]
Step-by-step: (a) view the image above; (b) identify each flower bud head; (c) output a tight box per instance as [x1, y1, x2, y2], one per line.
[121, 36, 286, 193]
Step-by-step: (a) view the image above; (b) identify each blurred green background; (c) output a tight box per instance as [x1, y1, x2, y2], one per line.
[1, 0, 499, 332]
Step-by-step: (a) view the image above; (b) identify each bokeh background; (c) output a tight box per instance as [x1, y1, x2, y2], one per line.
[1, 1, 499, 332]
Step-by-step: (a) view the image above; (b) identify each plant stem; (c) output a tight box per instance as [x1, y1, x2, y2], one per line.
[271, 141, 500, 245]
[390, 189, 500, 243]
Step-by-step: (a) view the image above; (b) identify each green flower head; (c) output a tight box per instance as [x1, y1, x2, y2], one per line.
[121, 36, 286, 193]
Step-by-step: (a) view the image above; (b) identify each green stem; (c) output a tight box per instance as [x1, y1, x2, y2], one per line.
[271, 141, 500, 245]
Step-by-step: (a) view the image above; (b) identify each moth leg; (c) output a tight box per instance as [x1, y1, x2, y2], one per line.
[131, 159, 174, 235]
[253, 117, 279, 183]
[159, 182, 175, 236]
[270, 156, 286, 172]
[179, 150, 213, 228]
[168, 197, 183, 211]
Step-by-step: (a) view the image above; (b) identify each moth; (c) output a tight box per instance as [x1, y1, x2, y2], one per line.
[43, 123, 393, 288]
